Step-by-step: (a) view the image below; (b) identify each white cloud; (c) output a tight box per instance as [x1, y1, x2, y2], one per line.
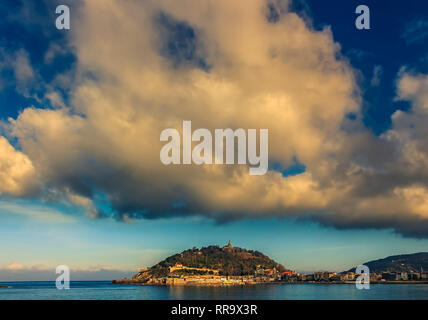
[1, 0, 428, 237]
[0, 200, 75, 224]
[0, 136, 39, 197]
[371, 65, 382, 87]
[6, 263, 24, 271]
[12, 49, 34, 84]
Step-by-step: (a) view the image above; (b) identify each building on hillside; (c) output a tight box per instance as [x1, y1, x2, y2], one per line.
[168, 263, 219, 274]
[314, 272, 333, 281]
[370, 273, 381, 282]
[330, 274, 342, 281]
[408, 272, 420, 280]
[305, 274, 315, 281]
[255, 265, 265, 276]
[281, 271, 294, 281]
[342, 272, 355, 281]
[420, 268, 428, 280]
[399, 272, 408, 281]
[223, 240, 233, 250]
[382, 272, 400, 281]
[264, 267, 277, 276]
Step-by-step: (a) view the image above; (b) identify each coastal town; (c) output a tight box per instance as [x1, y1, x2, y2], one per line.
[113, 242, 428, 287]
[113, 264, 428, 287]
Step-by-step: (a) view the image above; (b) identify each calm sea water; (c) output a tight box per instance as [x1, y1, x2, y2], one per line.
[0, 281, 428, 300]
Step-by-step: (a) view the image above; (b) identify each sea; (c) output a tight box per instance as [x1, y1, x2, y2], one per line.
[0, 281, 428, 300]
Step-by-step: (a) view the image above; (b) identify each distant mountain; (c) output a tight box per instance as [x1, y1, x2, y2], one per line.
[348, 252, 428, 273]
[133, 243, 288, 279]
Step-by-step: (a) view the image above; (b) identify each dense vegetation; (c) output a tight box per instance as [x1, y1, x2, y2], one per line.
[348, 252, 428, 273]
[148, 245, 287, 276]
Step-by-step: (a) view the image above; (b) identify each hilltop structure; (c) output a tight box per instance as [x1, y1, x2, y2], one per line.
[223, 240, 233, 250]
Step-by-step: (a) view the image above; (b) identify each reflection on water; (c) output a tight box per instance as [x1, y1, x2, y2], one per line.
[0, 281, 427, 300]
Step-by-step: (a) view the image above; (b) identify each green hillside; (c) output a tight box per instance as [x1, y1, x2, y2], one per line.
[348, 252, 428, 273]
[140, 244, 287, 277]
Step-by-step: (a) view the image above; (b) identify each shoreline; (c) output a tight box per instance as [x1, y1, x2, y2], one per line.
[112, 279, 428, 287]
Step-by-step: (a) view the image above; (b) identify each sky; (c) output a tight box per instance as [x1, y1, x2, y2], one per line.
[0, 0, 428, 280]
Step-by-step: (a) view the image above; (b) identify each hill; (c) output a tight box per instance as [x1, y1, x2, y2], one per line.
[134, 242, 287, 279]
[348, 252, 428, 273]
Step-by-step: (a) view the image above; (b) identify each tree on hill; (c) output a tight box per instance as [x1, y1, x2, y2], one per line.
[148, 245, 287, 276]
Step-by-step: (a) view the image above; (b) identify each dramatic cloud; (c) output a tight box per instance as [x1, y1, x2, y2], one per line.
[0, 49, 34, 94]
[0, 136, 38, 196]
[2, 0, 428, 237]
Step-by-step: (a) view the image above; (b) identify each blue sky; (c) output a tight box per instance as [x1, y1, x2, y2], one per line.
[0, 0, 428, 280]
[303, 0, 428, 134]
[1, 198, 428, 278]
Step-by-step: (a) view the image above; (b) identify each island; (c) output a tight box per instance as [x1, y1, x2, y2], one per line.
[113, 243, 428, 286]
[113, 241, 290, 286]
